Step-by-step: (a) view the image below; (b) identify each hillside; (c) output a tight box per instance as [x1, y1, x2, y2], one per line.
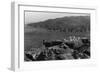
[27, 16, 90, 33]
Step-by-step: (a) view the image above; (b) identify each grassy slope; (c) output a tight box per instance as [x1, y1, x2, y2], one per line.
[24, 27, 89, 51]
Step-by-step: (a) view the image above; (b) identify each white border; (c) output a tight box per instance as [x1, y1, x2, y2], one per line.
[11, 2, 97, 71]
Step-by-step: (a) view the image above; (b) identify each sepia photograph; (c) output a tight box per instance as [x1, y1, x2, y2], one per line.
[24, 11, 90, 62]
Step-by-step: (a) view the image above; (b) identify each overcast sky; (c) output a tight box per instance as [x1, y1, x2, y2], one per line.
[25, 11, 89, 25]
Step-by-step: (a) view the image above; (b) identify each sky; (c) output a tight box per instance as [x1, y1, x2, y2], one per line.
[25, 11, 89, 25]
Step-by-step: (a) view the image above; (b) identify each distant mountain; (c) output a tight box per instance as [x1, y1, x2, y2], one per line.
[27, 16, 90, 33]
